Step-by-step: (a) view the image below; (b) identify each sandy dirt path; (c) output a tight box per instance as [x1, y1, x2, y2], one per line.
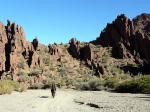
[0, 89, 150, 112]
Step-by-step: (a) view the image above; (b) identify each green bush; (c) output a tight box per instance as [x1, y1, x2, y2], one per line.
[77, 79, 104, 91]
[115, 75, 150, 93]
[75, 75, 150, 93]
[104, 77, 119, 88]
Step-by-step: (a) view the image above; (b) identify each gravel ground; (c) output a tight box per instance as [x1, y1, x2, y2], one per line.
[0, 89, 149, 112]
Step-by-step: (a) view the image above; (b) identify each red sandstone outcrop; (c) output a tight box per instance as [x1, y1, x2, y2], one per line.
[48, 44, 60, 56]
[95, 14, 134, 59]
[95, 14, 150, 61]
[68, 38, 80, 59]
[80, 44, 93, 61]
[48, 43, 62, 61]
[0, 20, 42, 79]
[0, 22, 7, 73]
[68, 38, 93, 61]
[94, 13, 150, 73]
[32, 38, 39, 51]
[0, 20, 27, 79]
[132, 14, 150, 65]
[0, 13, 150, 80]
[22, 39, 42, 68]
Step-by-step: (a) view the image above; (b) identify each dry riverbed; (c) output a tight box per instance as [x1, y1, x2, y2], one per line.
[0, 89, 149, 112]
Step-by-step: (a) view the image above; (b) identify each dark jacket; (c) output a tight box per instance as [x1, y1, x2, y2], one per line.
[51, 82, 56, 91]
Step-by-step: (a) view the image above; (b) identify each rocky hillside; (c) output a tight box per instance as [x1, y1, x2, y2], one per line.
[93, 13, 150, 74]
[0, 13, 149, 88]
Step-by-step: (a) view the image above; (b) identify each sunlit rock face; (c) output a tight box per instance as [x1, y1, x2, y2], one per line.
[94, 13, 150, 73]
[0, 13, 150, 80]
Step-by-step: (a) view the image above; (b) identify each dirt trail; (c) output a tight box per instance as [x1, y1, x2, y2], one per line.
[0, 90, 150, 112]
[48, 90, 76, 112]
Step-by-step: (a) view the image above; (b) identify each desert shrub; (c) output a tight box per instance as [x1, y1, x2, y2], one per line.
[42, 55, 51, 65]
[115, 75, 150, 93]
[0, 80, 27, 95]
[115, 73, 131, 80]
[17, 60, 25, 69]
[28, 69, 42, 76]
[18, 75, 29, 82]
[30, 83, 44, 89]
[49, 64, 56, 71]
[104, 77, 119, 88]
[15, 83, 28, 92]
[57, 79, 66, 88]
[18, 71, 29, 82]
[29, 78, 53, 89]
[77, 78, 104, 91]
[65, 79, 75, 87]
[0, 80, 14, 94]
[18, 71, 27, 76]
[78, 82, 89, 90]
[58, 66, 67, 77]
[43, 70, 53, 78]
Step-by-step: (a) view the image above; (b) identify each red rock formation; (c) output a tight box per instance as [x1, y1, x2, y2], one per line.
[22, 42, 42, 68]
[68, 38, 80, 59]
[94, 13, 150, 73]
[48, 44, 59, 55]
[0, 20, 42, 79]
[32, 38, 39, 51]
[30, 52, 41, 68]
[4, 20, 28, 79]
[80, 44, 93, 61]
[48, 43, 62, 61]
[0, 13, 149, 80]
[132, 14, 150, 64]
[95, 14, 134, 59]
[68, 38, 93, 61]
[0, 22, 7, 73]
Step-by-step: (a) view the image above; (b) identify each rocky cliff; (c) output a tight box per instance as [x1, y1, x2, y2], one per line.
[0, 20, 44, 80]
[0, 13, 149, 85]
[93, 13, 150, 74]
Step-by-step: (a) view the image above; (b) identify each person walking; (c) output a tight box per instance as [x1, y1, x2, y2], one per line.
[51, 81, 56, 98]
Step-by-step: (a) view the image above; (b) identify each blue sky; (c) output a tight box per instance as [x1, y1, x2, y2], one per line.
[0, 0, 149, 44]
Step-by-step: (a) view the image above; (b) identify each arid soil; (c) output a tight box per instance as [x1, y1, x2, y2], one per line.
[0, 90, 150, 112]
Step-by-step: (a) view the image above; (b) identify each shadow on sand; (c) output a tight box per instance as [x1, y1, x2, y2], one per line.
[39, 96, 49, 98]
[135, 95, 150, 101]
